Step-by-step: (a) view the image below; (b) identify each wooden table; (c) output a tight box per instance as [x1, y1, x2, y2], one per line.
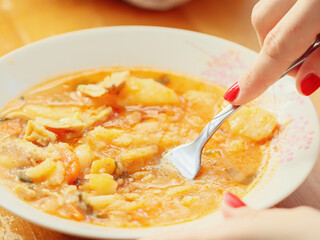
[0, 0, 319, 239]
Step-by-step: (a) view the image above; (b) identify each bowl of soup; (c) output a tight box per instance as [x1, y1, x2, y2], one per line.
[0, 26, 318, 239]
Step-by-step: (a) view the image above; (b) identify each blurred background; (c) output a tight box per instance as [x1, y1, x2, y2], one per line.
[0, 0, 319, 239]
[0, 0, 259, 56]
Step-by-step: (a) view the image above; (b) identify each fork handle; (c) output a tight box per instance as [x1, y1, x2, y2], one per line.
[193, 33, 320, 151]
[280, 33, 320, 77]
[192, 104, 240, 151]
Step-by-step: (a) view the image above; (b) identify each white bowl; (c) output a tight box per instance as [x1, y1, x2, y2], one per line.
[0, 26, 319, 239]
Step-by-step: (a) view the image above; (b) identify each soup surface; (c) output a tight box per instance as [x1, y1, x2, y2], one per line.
[0, 67, 278, 228]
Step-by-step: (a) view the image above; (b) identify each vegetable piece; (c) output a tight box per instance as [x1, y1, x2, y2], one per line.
[228, 107, 277, 141]
[14, 184, 36, 201]
[24, 120, 57, 146]
[226, 139, 246, 153]
[181, 196, 200, 207]
[46, 161, 66, 187]
[56, 144, 80, 184]
[88, 173, 118, 195]
[91, 158, 116, 175]
[74, 144, 93, 172]
[86, 194, 121, 210]
[84, 126, 124, 149]
[77, 84, 107, 98]
[26, 159, 57, 182]
[17, 171, 33, 183]
[7, 105, 81, 121]
[100, 71, 128, 94]
[84, 107, 113, 126]
[0, 116, 9, 121]
[66, 204, 86, 221]
[118, 146, 158, 173]
[0, 120, 22, 136]
[118, 76, 180, 106]
[77, 71, 128, 98]
[155, 75, 170, 85]
[36, 113, 85, 132]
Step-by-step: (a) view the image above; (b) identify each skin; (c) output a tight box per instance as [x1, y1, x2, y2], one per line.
[140, 202, 320, 240]
[141, 0, 320, 239]
[231, 0, 320, 105]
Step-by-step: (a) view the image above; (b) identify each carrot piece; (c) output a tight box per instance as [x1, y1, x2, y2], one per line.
[67, 204, 86, 221]
[0, 120, 22, 136]
[57, 145, 80, 184]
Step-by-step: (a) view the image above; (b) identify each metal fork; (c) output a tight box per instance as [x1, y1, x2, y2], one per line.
[164, 34, 320, 180]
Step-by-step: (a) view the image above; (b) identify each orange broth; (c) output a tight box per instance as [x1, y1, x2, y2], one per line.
[0, 67, 278, 227]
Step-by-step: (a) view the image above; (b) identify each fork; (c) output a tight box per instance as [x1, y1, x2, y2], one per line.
[164, 34, 320, 180]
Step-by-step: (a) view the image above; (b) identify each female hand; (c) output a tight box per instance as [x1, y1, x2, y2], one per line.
[139, 193, 320, 240]
[224, 0, 320, 105]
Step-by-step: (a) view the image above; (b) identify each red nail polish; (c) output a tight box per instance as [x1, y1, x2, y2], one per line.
[224, 82, 240, 102]
[224, 192, 246, 208]
[301, 73, 320, 96]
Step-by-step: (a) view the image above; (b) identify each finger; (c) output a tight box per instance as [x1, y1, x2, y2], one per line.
[225, 0, 320, 105]
[252, 0, 296, 46]
[296, 47, 320, 96]
[222, 193, 256, 219]
[222, 203, 257, 219]
[251, 0, 299, 78]
[223, 192, 246, 208]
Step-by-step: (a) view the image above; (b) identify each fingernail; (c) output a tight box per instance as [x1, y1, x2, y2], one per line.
[224, 82, 240, 102]
[224, 192, 246, 208]
[301, 73, 320, 96]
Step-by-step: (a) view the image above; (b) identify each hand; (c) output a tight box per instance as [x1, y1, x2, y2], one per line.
[224, 0, 320, 105]
[139, 193, 320, 240]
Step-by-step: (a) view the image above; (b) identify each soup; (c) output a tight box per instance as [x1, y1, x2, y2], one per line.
[0, 67, 278, 228]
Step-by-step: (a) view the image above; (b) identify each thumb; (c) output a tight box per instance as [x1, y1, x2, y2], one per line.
[296, 47, 320, 96]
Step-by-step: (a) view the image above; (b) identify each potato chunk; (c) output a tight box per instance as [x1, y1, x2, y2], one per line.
[228, 107, 277, 141]
[24, 120, 57, 146]
[181, 196, 200, 207]
[86, 194, 121, 209]
[88, 173, 118, 195]
[85, 126, 124, 149]
[118, 146, 158, 173]
[119, 77, 180, 106]
[26, 159, 57, 182]
[91, 158, 116, 175]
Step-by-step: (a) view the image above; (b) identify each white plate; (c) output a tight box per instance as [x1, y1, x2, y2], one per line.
[0, 26, 319, 239]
